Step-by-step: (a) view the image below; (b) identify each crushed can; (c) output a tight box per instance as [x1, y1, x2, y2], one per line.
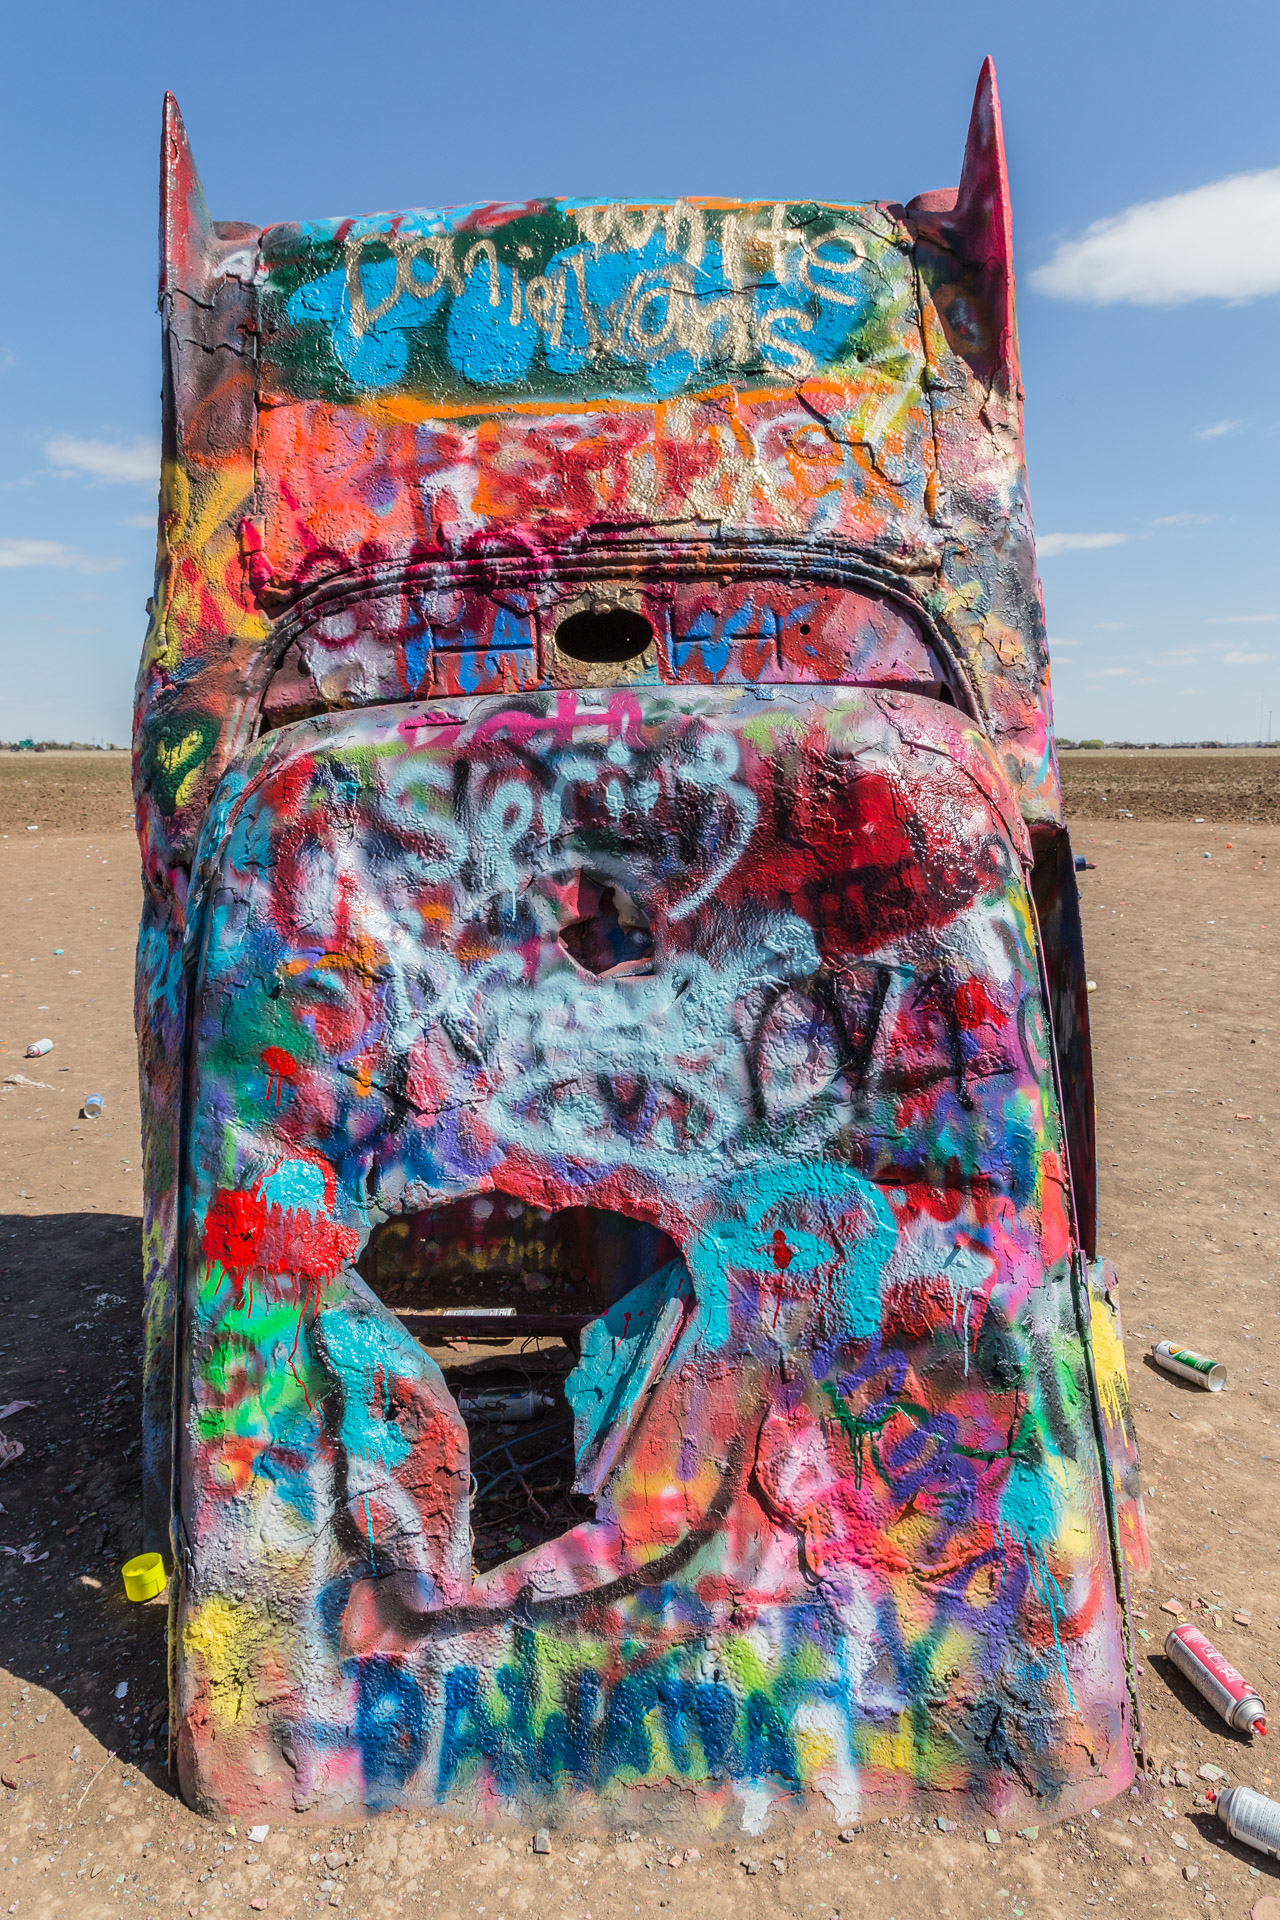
[1165, 1622, 1267, 1734]
[1215, 1785, 1280, 1857]
[1152, 1341, 1227, 1391]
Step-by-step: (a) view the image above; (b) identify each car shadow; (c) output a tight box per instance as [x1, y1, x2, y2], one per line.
[1144, 1652, 1258, 1746]
[1187, 1805, 1280, 1881]
[0, 1209, 176, 1800]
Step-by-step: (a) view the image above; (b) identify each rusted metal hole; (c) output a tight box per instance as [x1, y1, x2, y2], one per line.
[559, 880, 654, 977]
[554, 606, 654, 664]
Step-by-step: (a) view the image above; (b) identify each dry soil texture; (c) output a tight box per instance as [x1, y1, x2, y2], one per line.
[4, 746, 1279, 836]
[0, 753, 134, 838]
[1, 769, 1279, 1920]
[1059, 751, 1280, 824]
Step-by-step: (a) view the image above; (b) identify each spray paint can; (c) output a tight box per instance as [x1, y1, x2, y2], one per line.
[25, 1038, 53, 1059]
[1152, 1341, 1227, 1391]
[1214, 1785, 1280, 1858]
[457, 1390, 555, 1422]
[1165, 1623, 1267, 1734]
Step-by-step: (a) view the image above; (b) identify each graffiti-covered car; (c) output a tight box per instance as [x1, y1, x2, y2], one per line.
[135, 60, 1147, 1828]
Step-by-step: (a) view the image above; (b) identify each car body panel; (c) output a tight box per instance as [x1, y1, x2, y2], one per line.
[134, 64, 1145, 1826]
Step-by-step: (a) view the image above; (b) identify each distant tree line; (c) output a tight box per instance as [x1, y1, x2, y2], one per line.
[1059, 739, 1279, 751]
[2, 740, 125, 752]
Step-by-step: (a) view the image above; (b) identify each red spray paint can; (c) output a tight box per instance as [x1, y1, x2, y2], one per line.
[1165, 1622, 1267, 1734]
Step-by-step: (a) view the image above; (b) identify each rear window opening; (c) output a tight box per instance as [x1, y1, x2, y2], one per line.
[256, 578, 973, 730]
[360, 1198, 688, 1573]
[553, 606, 654, 664]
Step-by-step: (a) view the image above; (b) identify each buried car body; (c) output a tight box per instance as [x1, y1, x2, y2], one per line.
[135, 62, 1146, 1826]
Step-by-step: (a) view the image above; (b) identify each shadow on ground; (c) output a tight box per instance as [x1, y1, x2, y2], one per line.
[0, 1210, 173, 1797]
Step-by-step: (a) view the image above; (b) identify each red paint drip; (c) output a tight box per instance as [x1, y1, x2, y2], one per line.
[201, 1187, 359, 1319]
[768, 1231, 796, 1327]
[260, 1046, 298, 1107]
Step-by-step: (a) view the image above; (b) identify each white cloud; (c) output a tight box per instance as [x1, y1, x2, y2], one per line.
[46, 435, 160, 484]
[1031, 168, 1280, 306]
[1093, 620, 1135, 629]
[120, 513, 156, 529]
[1150, 511, 1217, 526]
[0, 536, 122, 574]
[1212, 613, 1280, 624]
[1047, 636, 1081, 648]
[1222, 649, 1271, 665]
[1096, 667, 1139, 678]
[1038, 532, 1130, 557]
[1195, 419, 1242, 441]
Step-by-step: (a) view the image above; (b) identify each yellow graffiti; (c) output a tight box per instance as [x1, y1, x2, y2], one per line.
[152, 455, 267, 676]
[155, 729, 209, 813]
[863, 1717, 918, 1775]
[793, 1719, 838, 1775]
[183, 1594, 275, 1727]
[1090, 1293, 1132, 1436]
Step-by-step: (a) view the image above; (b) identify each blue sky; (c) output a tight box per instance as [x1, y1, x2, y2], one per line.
[1, 0, 1277, 745]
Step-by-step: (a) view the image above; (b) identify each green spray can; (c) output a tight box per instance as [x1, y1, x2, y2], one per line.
[1152, 1341, 1227, 1392]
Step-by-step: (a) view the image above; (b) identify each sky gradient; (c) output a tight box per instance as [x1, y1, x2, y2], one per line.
[1, 0, 1276, 744]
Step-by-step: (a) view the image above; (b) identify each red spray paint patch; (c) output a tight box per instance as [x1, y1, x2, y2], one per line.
[261, 1045, 298, 1105]
[201, 1187, 359, 1312]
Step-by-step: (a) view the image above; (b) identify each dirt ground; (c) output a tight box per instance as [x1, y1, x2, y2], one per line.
[1058, 750, 1280, 825]
[3, 746, 1277, 835]
[2, 757, 1280, 1920]
[0, 752, 134, 837]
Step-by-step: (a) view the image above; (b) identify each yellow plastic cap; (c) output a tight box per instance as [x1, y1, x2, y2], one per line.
[122, 1552, 167, 1603]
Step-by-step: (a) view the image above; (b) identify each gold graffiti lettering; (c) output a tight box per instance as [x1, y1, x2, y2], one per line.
[721, 214, 746, 293]
[571, 205, 614, 248]
[571, 203, 664, 252]
[798, 226, 867, 306]
[766, 202, 802, 281]
[566, 252, 605, 349]
[345, 231, 459, 337]
[754, 305, 818, 376]
[525, 269, 568, 346]
[664, 199, 706, 267]
[615, 269, 696, 360]
[464, 239, 503, 307]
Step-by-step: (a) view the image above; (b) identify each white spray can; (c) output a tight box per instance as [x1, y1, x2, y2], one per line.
[1152, 1341, 1227, 1391]
[457, 1390, 556, 1422]
[1215, 1785, 1280, 1858]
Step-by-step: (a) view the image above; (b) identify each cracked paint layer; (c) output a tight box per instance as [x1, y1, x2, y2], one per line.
[135, 60, 1146, 1828]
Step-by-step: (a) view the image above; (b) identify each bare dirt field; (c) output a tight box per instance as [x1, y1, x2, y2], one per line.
[0, 752, 134, 837]
[1058, 750, 1280, 824]
[3, 746, 1278, 835]
[1, 755, 1279, 1920]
